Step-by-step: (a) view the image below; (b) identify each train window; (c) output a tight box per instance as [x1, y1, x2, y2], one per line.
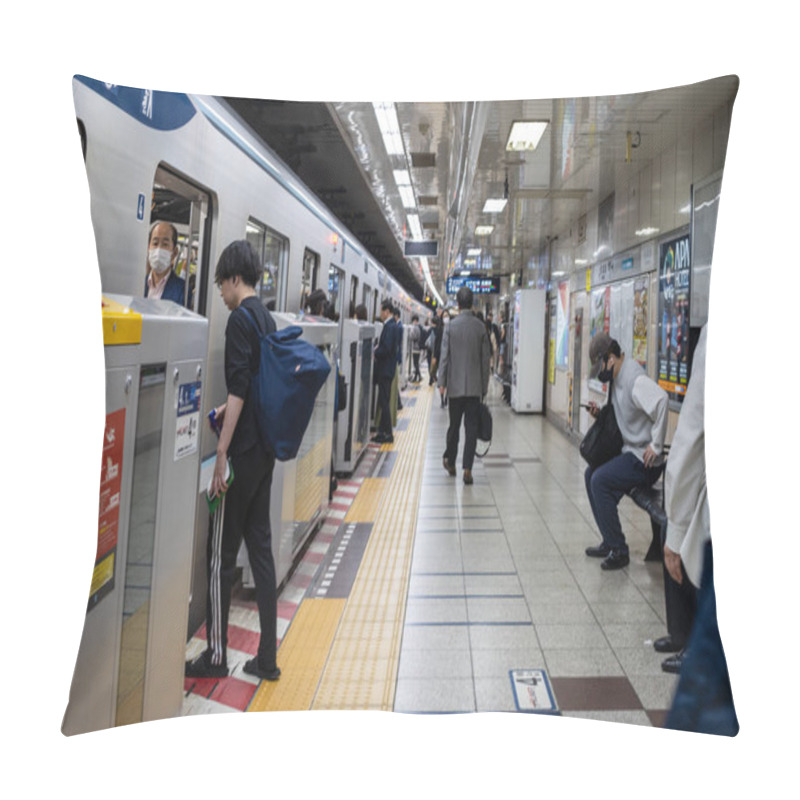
[362, 285, 373, 321]
[302, 248, 320, 308]
[349, 275, 359, 319]
[246, 218, 288, 311]
[149, 166, 211, 315]
[328, 265, 345, 317]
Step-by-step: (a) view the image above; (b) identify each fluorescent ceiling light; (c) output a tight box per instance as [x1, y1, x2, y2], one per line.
[552, 271, 566, 277]
[635, 227, 660, 237]
[373, 102, 405, 156]
[467, 248, 481, 256]
[475, 225, 494, 236]
[407, 214, 423, 240]
[393, 169, 411, 186]
[482, 198, 507, 213]
[574, 259, 588, 266]
[506, 120, 548, 152]
[398, 185, 416, 208]
[679, 204, 691, 214]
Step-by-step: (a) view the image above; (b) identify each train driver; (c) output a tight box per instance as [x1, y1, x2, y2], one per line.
[144, 221, 190, 306]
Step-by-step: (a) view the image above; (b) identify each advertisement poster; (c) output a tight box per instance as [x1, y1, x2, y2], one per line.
[93, 408, 124, 610]
[657, 234, 691, 398]
[556, 281, 569, 368]
[633, 276, 649, 367]
[590, 286, 610, 339]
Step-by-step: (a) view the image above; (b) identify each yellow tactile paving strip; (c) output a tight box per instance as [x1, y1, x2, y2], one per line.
[313, 390, 433, 710]
[247, 598, 346, 712]
[344, 478, 385, 523]
[247, 389, 433, 713]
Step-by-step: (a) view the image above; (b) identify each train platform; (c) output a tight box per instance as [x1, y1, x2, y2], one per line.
[181, 373, 677, 724]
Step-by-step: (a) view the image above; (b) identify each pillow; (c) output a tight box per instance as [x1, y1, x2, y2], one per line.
[64, 74, 738, 738]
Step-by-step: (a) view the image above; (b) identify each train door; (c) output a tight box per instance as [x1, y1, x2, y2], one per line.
[246, 218, 289, 311]
[301, 248, 320, 311]
[149, 166, 212, 314]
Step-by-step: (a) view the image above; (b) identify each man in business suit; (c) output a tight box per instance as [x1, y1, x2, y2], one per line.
[372, 299, 399, 444]
[438, 286, 491, 485]
[144, 221, 190, 306]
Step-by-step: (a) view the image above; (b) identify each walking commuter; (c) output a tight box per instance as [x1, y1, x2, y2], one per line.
[438, 286, 491, 486]
[408, 314, 423, 382]
[185, 240, 280, 682]
[393, 307, 404, 410]
[583, 332, 668, 570]
[486, 311, 500, 371]
[372, 299, 398, 444]
[144, 220, 190, 307]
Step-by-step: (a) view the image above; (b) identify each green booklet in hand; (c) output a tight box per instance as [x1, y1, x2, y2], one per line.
[205, 458, 234, 514]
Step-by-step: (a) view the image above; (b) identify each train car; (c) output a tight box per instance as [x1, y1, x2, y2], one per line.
[73, 76, 416, 635]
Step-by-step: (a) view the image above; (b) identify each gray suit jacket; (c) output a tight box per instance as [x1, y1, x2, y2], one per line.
[437, 311, 491, 398]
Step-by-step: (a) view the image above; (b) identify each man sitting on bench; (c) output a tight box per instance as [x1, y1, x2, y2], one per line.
[583, 333, 669, 570]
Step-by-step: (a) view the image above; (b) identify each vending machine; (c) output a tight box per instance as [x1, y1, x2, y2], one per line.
[511, 288, 546, 413]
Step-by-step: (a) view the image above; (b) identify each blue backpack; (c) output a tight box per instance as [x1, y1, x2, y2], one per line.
[242, 307, 332, 461]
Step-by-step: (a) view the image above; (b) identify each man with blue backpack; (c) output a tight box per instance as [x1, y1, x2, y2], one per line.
[185, 240, 281, 683]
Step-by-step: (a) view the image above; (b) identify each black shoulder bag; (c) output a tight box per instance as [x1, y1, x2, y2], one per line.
[476, 401, 493, 458]
[579, 381, 623, 468]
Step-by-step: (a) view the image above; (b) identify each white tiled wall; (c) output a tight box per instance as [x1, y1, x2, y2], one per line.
[544, 96, 735, 430]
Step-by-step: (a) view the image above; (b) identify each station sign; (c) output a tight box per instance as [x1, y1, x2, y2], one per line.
[404, 240, 439, 257]
[446, 276, 500, 295]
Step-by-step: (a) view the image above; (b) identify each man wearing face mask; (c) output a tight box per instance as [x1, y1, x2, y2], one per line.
[583, 332, 668, 570]
[144, 220, 189, 306]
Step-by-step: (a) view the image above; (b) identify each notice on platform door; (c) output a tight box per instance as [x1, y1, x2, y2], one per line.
[175, 381, 201, 460]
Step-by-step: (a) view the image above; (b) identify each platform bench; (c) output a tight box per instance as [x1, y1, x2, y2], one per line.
[628, 480, 666, 562]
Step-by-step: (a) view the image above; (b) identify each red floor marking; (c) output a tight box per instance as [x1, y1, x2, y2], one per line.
[210, 676, 258, 711]
[304, 551, 324, 564]
[329, 502, 351, 512]
[277, 600, 297, 619]
[184, 676, 221, 698]
[226, 624, 260, 654]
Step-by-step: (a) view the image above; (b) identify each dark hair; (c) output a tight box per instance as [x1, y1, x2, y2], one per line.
[381, 299, 393, 313]
[392, 307, 401, 318]
[411, 314, 419, 323]
[607, 339, 622, 358]
[214, 240, 262, 287]
[149, 220, 178, 249]
[355, 303, 368, 321]
[456, 285, 473, 309]
[306, 288, 327, 315]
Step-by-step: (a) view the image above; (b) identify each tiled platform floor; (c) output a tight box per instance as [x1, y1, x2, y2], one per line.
[183, 374, 677, 724]
[393, 380, 677, 724]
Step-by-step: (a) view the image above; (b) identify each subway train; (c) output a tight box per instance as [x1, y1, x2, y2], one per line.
[73, 75, 430, 637]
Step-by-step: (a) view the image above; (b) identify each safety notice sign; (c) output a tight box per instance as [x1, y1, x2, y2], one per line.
[509, 669, 559, 713]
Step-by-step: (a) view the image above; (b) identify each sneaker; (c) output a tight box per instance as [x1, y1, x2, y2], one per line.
[185, 651, 228, 679]
[243, 658, 281, 681]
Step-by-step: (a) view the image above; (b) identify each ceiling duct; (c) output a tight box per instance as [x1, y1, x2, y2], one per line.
[442, 101, 490, 280]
